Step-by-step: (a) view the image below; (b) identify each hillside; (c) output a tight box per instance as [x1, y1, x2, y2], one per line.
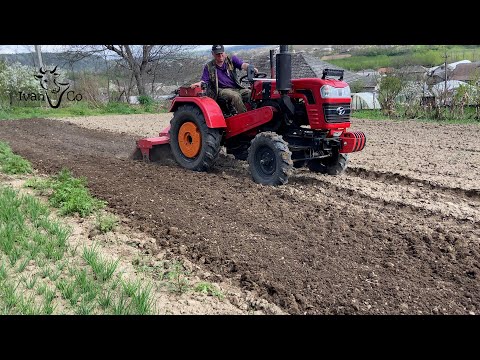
[0, 52, 108, 72]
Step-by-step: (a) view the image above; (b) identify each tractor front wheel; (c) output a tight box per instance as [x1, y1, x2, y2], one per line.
[169, 105, 222, 171]
[308, 153, 349, 175]
[247, 132, 293, 185]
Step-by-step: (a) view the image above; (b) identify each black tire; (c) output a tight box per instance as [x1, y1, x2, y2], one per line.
[169, 105, 222, 171]
[308, 153, 349, 175]
[247, 132, 293, 185]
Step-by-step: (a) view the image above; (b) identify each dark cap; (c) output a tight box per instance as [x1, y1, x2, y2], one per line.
[212, 45, 224, 54]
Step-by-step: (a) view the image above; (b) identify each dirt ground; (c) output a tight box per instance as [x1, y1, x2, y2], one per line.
[0, 114, 479, 315]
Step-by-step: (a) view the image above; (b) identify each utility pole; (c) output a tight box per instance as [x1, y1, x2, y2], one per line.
[444, 50, 448, 106]
[34, 45, 49, 107]
[34, 45, 44, 69]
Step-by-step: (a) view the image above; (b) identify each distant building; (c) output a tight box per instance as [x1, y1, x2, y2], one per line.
[450, 62, 480, 84]
[395, 65, 428, 81]
[378, 67, 395, 75]
[247, 52, 374, 91]
[351, 92, 381, 110]
[426, 60, 472, 85]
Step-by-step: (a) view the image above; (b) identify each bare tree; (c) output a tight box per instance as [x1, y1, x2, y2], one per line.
[64, 45, 198, 97]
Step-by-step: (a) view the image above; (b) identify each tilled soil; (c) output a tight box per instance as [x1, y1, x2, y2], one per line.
[1, 117, 479, 315]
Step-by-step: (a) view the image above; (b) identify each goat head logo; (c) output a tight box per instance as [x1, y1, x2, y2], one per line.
[34, 65, 70, 108]
[336, 106, 346, 116]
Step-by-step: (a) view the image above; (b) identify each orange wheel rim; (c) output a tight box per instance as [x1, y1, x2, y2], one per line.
[178, 122, 201, 158]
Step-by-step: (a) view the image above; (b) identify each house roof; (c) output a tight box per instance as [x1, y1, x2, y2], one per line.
[378, 67, 395, 74]
[246, 52, 363, 86]
[297, 53, 362, 84]
[450, 62, 480, 82]
[427, 60, 471, 77]
[395, 65, 427, 74]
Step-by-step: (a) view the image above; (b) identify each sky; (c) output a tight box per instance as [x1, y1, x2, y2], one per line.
[0, 45, 234, 54]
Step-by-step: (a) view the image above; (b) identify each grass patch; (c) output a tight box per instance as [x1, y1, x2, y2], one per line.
[328, 45, 480, 71]
[48, 169, 106, 217]
[95, 213, 118, 233]
[352, 108, 480, 124]
[194, 282, 224, 300]
[0, 142, 32, 175]
[0, 153, 214, 315]
[165, 261, 190, 294]
[0, 101, 168, 120]
[82, 244, 119, 282]
[0, 179, 162, 315]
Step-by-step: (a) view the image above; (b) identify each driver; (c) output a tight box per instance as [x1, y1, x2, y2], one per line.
[190, 45, 258, 114]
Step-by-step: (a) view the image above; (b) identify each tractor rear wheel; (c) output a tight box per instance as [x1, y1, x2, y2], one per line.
[247, 132, 293, 185]
[308, 153, 349, 175]
[169, 105, 222, 171]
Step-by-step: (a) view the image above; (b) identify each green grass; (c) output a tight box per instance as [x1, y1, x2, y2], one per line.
[352, 108, 480, 124]
[0, 142, 32, 175]
[82, 244, 119, 282]
[0, 149, 214, 315]
[329, 45, 480, 71]
[194, 282, 224, 300]
[165, 261, 190, 294]
[95, 213, 119, 233]
[47, 169, 106, 217]
[0, 101, 168, 120]
[0, 180, 159, 315]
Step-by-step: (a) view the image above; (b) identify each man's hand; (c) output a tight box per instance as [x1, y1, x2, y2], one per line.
[190, 81, 202, 89]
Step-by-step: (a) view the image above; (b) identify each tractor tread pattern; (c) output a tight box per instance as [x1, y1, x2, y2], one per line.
[248, 131, 293, 185]
[170, 105, 222, 172]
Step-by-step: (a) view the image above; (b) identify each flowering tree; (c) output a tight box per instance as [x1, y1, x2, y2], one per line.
[0, 62, 40, 101]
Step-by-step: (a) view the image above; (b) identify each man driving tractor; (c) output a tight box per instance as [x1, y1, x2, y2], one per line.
[190, 44, 259, 114]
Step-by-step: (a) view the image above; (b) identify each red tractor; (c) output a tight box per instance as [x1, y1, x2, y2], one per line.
[135, 45, 366, 185]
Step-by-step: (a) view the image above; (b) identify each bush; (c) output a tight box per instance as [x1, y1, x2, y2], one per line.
[137, 95, 154, 106]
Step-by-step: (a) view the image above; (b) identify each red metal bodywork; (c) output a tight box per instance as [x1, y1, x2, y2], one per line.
[169, 96, 227, 129]
[225, 106, 274, 139]
[137, 103, 276, 159]
[251, 78, 351, 130]
[136, 126, 170, 160]
[339, 131, 366, 153]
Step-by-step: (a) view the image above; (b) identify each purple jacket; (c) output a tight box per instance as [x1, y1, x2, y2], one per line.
[201, 55, 244, 88]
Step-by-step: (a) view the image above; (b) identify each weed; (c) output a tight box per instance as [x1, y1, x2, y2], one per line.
[98, 290, 112, 310]
[130, 282, 155, 315]
[16, 258, 29, 273]
[24, 275, 38, 289]
[95, 212, 118, 233]
[0, 261, 7, 281]
[165, 261, 190, 294]
[76, 300, 95, 315]
[49, 169, 106, 217]
[112, 294, 130, 315]
[194, 282, 224, 300]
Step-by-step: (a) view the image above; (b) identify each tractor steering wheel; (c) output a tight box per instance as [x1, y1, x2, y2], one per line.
[240, 72, 267, 86]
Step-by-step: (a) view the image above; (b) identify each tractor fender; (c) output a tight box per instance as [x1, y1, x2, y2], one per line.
[169, 97, 227, 128]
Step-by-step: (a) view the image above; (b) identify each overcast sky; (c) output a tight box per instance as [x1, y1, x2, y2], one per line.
[0, 45, 232, 54]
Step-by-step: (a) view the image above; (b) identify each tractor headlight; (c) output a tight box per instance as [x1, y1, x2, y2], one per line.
[320, 85, 351, 99]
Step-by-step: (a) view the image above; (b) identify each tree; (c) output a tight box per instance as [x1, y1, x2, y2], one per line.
[378, 75, 405, 117]
[64, 45, 198, 97]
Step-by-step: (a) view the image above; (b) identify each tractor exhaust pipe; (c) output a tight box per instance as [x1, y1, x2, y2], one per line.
[276, 45, 294, 117]
[276, 45, 292, 92]
[269, 49, 275, 78]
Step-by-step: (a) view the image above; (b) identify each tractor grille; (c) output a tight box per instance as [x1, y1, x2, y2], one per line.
[323, 103, 351, 123]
